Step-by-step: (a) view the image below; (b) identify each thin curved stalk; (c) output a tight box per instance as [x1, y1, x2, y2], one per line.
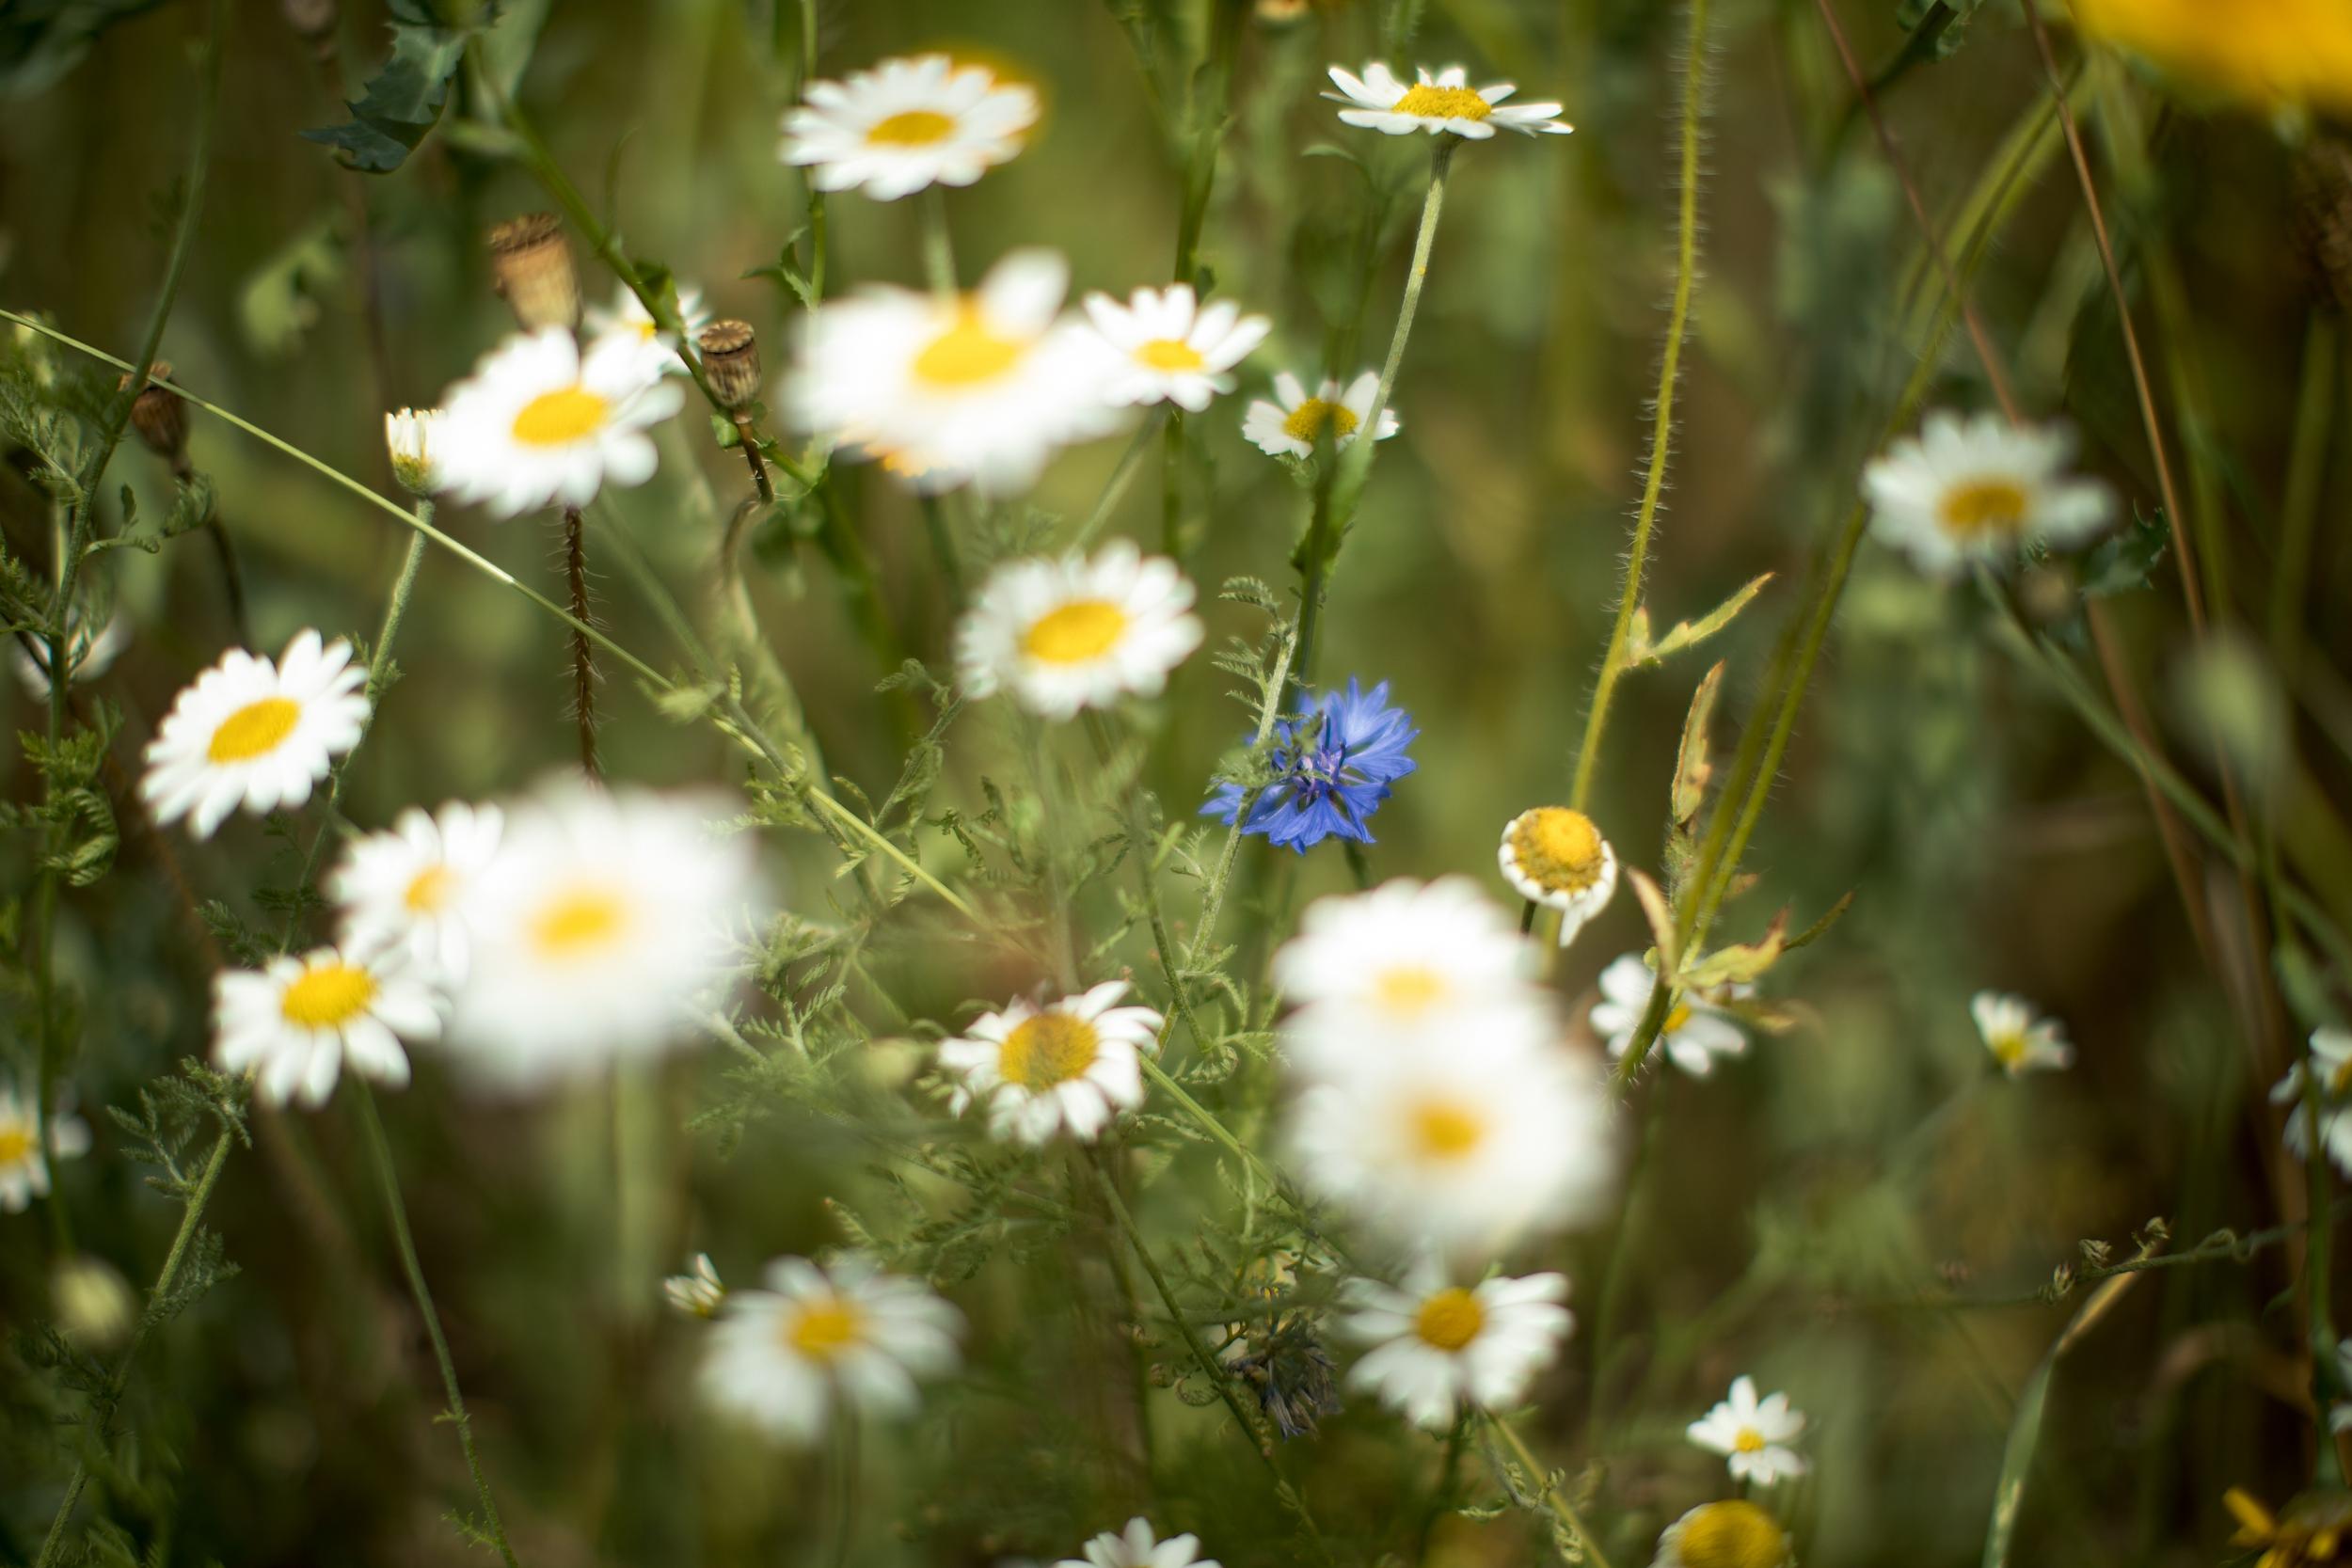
[1487, 1415, 1615, 1568]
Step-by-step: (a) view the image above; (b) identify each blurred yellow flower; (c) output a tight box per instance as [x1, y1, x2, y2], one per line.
[2071, 0, 2352, 115]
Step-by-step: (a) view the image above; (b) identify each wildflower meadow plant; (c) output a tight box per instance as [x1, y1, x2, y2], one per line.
[5, 0, 2349, 1562]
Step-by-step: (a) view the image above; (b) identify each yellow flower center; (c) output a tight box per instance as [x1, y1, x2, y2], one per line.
[1021, 599, 1129, 665]
[2331, 1057, 2352, 1097]
[404, 865, 454, 914]
[1412, 1287, 1486, 1351]
[510, 386, 612, 447]
[1989, 1028, 2028, 1068]
[866, 109, 958, 146]
[999, 1011, 1102, 1089]
[1734, 1426, 1766, 1453]
[783, 1297, 866, 1360]
[1663, 1002, 1693, 1035]
[0, 1123, 32, 1166]
[913, 309, 1026, 388]
[1675, 1499, 1788, 1568]
[1136, 338, 1205, 372]
[1937, 477, 2030, 538]
[1509, 807, 1605, 895]
[280, 963, 377, 1030]
[1373, 965, 1449, 1018]
[207, 697, 301, 763]
[1394, 84, 1492, 120]
[1408, 1099, 1486, 1163]
[1279, 397, 1359, 444]
[529, 887, 628, 959]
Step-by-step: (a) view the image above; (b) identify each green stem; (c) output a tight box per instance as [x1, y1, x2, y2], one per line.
[351, 1081, 524, 1568]
[1487, 1415, 1615, 1568]
[920, 187, 957, 294]
[2273, 312, 2338, 688]
[1072, 408, 1170, 550]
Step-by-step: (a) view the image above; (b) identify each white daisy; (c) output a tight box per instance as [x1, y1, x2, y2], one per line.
[1650, 1500, 1794, 1568]
[1240, 370, 1401, 461]
[1340, 1259, 1573, 1430]
[327, 800, 505, 985]
[584, 280, 711, 376]
[213, 943, 444, 1108]
[1862, 411, 2115, 577]
[1688, 1375, 1808, 1487]
[1970, 990, 2074, 1078]
[383, 406, 449, 496]
[1289, 1037, 1614, 1250]
[12, 608, 128, 697]
[2333, 1341, 2352, 1435]
[1324, 62, 1574, 139]
[1055, 1518, 1222, 1568]
[699, 1254, 961, 1445]
[955, 541, 1203, 720]
[1273, 878, 1546, 1073]
[0, 1085, 88, 1214]
[435, 326, 684, 516]
[139, 629, 370, 840]
[1497, 807, 1619, 948]
[936, 980, 1163, 1146]
[781, 54, 1040, 200]
[441, 782, 763, 1090]
[787, 248, 1117, 495]
[665, 1252, 726, 1319]
[1080, 285, 1271, 412]
[1590, 954, 1750, 1079]
[2274, 1027, 2352, 1179]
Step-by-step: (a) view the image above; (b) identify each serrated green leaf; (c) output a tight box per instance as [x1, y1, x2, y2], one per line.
[299, 0, 472, 174]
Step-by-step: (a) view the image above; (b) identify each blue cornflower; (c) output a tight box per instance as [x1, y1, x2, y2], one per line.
[1201, 677, 1419, 852]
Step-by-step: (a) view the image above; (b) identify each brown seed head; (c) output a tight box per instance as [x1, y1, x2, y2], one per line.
[487, 213, 580, 332]
[697, 320, 761, 410]
[120, 362, 186, 463]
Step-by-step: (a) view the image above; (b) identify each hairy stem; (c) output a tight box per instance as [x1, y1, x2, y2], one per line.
[563, 506, 600, 779]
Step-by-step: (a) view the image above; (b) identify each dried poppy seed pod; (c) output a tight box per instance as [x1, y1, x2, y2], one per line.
[121, 362, 186, 467]
[487, 213, 580, 332]
[697, 320, 761, 411]
[2294, 134, 2352, 312]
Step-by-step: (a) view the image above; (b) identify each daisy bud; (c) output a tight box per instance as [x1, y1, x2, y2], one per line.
[383, 407, 446, 496]
[121, 362, 186, 466]
[696, 319, 762, 411]
[487, 212, 580, 332]
[2294, 133, 2352, 312]
[51, 1254, 136, 1351]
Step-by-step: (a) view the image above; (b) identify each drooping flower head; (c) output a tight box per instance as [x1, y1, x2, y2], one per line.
[1340, 1258, 1573, 1430]
[699, 1254, 961, 1445]
[936, 981, 1163, 1146]
[11, 607, 127, 698]
[1688, 1375, 1808, 1487]
[328, 801, 505, 985]
[1498, 806, 1618, 945]
[383, 407, 448, 495]
[1081, 285, 1271, 411]
[1054, 1518, 1222, 1568]
[141, 629, 371, 840]
[1242, 370, 1400, 461]
[1651, 1501, 1795, 1568]
[957, 541, 1203, 719]
[781, 54, 1040, 201]
[664, 1253, 726, 1319]
[213, 943, 444, 1108]
[0, 1085, 88, 1214]
[1861, 411, 2114, 578]
[1203, 677, 1418, 853]
[1592, 954, 1750, 1079]
[1970, 990, 2074, 1078]
[2275, 1027, 2352, 1179]
[435, 326, 684, 516]
[1325, 62, 1574, 138]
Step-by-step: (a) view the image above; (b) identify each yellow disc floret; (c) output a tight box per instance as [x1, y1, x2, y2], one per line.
[999, 1011, 1102, 1089]
[1936, 477, 2030, 539]
[1412, 1287, 1486, 1351]
[783, 1297, 866, 1360]
[1022, 600, 1129, 665]
[1136, 338, 1206, 372]
[511, 386, 611, 446]
[1672, 1499, 1790, 1568]
[866, 109, 958, 146]
[1408, 1099, 1486, 1163]
[280, 963, 378, 1030]
[529, 887, 628, 959]
[914, 308, 1026, 387]
[1280, 397, 1359, 445]
[1393, 84, 1492, 120]
[209, 697, 302, 764]
[1509, 807, 1607, 895]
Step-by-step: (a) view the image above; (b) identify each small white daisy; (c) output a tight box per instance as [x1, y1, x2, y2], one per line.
[1688, 1375, 1808, 1487]
[936, 980, 1163, 1146]
[383, 406, 449, 495]
[2274, 1027, 2352, 1179]
[1970, 990, 2074, 1078]
[1650, 1500, 1794, 1568]
[441, 782, 763, 1090]
[1324, 62, 1574, 139]
[781, 54, 1040, 201]
[955, 541, 1203, 720]
[1054, 1518, 1222, 1568]
[1340, 1259, 1573, 1430]
[212, 943, 445, 1108]
[584, 280, 711, 376]
[1241, 370, 1400, 461]
[1080, 285, 1271, 412]
[435, 326, 685, 516]
[12, 608, 128, 697]
[1861, 411, 2115, 577]
[139, 629, 370, 840]
[664, 1253, 726, 1318]
[1497, 807, 1619, 948]
[699, 1254, 961, 1445]
[0, 1085, 88, 1214]
[328, 801, 505, 985]
[788, 248, 1117, 495]
[1591, 955, 1749, 1079]
[1289, 1037, 1614, 1250]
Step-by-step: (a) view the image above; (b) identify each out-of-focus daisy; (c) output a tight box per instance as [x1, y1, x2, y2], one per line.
[441, 782, 762, 1090]
[2274, 1027, 2352, 1179]
[12, 609, 128, 697]
[1340, 1259, 1572, 1430]
[1688, 1375, 1808, 1487]
[1203, 677, 1418, 853]
[1650, 1500, 1794, 1568]
[585, 280, 710, 375]
[383, 407, 448, 495]
[1862, 411, 2114, 578]
[1081, 285, 1270, 411]
[665, 1253, 726, 1318]
[1289, 1039, 1613, 1249]
[0, 1085, 87, 1213]
[781, 54, 1040, 201]
[140, 630, 370, 840]
[788, 248, 1116, 495]
[213, 944, 444, 1108]
[700, 1254, 961, 1444]
[956, 540, 1202, 719]
[1498, 807, 1618, 947]
[1241, 370, 1399, 461]
[1970, 990, 2074, 1078]
[936, 981, 1163, 1146]
[435, 326, 684, 516]
[2071, 0, 2352, 116]
[1591, 955, 1748, 1078]
[328, 801, 505, 985]
[1054, 1518, 1222, 1568]
[1324, 62, 1573, 139]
